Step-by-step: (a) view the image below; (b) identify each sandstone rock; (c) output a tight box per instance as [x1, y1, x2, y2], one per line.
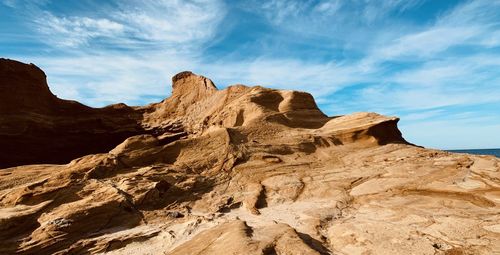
[0, 59, 144, 168]
[0, 59, 498, 254]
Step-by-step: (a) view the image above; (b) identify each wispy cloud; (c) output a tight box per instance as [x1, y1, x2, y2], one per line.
[371, 26, 480, 61]
[37, 14, 125, 47]
[113, 0, 225, 44]
[28, 0, 225, 48]
[201, 58, 367, 97]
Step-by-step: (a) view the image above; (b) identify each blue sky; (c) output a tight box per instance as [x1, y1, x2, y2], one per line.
[1, 0, 499, 149]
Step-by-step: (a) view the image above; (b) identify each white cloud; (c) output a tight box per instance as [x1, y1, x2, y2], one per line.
[260, 0, 310, 24]
[390, 57, 498, 88]
[372, 26, 480, 61]
[361, 0, 424, 23]
[365, 0, 500, 64]
[480, 30, 500, 47]
[37, 13, 125, 47]
[30, 0, 225, 48]
[313, 0, 342, 14]
[114, 0, 225, 44]
[401, 109, 444, 121]
[353, 78, 500, 112]
[257, 0, 424, 27]
[437, 0, 500, 27]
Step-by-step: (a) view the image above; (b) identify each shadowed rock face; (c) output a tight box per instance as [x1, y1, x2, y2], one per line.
[0, 59, 145, 168]
[1, 59, 498, 255]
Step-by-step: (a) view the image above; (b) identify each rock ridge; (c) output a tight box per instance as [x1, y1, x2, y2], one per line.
[0, 58, 406, 168]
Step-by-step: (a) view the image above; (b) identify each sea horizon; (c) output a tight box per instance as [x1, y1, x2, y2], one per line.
[446, 148, 500, 157]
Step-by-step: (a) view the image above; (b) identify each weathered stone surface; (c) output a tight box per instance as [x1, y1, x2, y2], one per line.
[0, 59, 498, 254]
[0, 59, 144, 168]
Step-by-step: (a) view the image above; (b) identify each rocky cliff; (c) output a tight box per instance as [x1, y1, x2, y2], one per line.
[0, 59, 498, 255]
[0, 59, 145, 168]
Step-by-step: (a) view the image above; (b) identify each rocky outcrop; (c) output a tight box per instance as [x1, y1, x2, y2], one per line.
[0, 59, 405, 168]
[0, 59, 498, 255]
[0, 59, 145, 168]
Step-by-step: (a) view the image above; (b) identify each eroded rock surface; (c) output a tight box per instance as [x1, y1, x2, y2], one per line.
[0, 59, 144, 168]
[0, 59, 499, 255]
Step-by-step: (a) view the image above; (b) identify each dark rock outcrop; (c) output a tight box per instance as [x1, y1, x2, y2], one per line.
[0, 58, 144, 168]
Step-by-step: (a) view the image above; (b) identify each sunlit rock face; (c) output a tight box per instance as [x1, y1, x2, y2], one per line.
[0, 59, 498, 255]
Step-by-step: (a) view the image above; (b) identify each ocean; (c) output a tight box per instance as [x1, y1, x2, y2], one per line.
[447, 148, 500, 158]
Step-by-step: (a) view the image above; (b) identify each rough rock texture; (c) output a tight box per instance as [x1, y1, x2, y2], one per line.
[0, 59, 499, 255]
[0, 59, 145, 168]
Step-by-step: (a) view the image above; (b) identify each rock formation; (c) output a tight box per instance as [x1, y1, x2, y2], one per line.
[0, 59, 145, 168]
[0, 59, 499, 255]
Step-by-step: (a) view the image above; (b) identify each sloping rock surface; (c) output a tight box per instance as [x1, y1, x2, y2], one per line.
[0, 59, 499, 255]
